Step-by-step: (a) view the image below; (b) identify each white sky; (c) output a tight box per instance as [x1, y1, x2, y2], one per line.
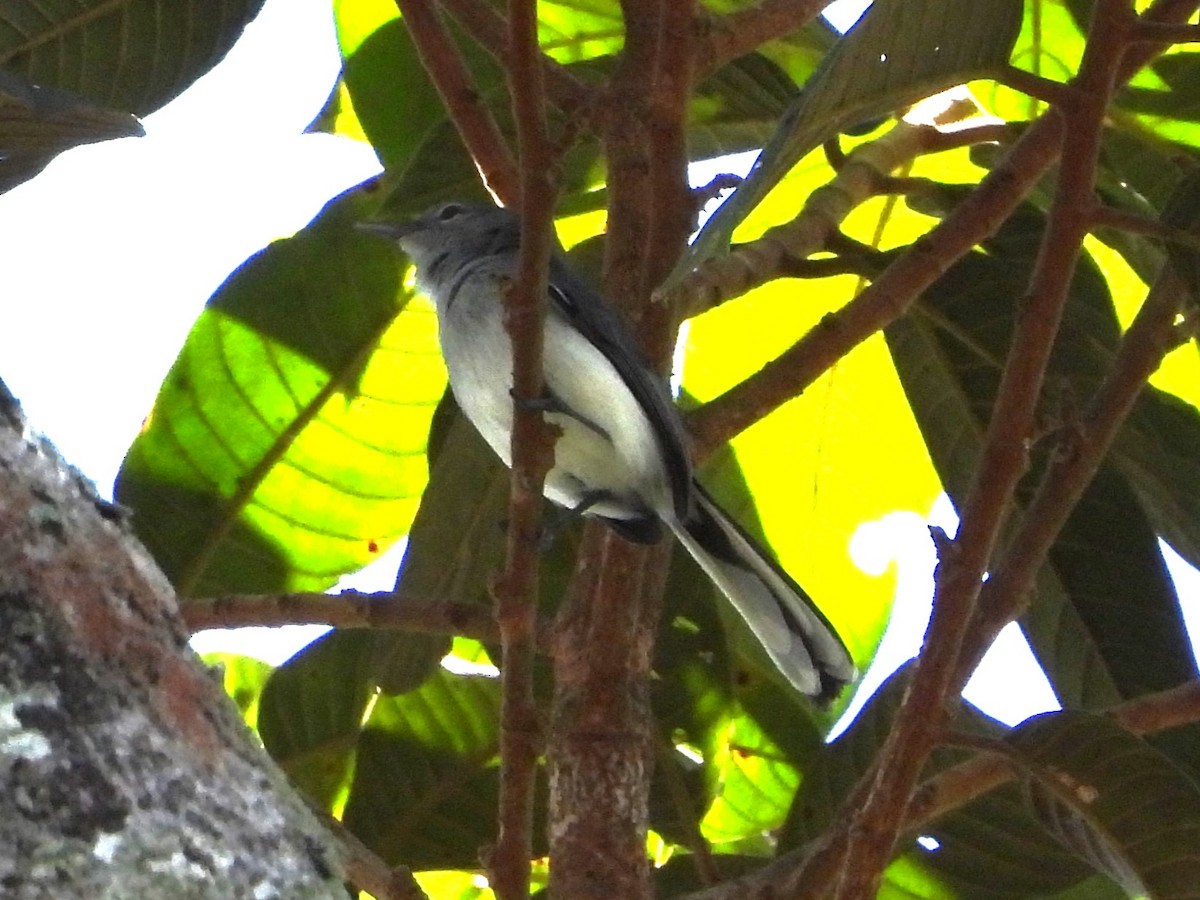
[5, 0, 1192, 730]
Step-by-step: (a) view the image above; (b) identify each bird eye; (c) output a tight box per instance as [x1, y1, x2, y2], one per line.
[435, 203, 466, 221]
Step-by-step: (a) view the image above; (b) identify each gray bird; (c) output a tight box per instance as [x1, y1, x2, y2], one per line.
[364, 202, 855, 702]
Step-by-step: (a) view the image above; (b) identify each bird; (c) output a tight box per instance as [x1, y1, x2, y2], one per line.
[363, 201, 855, 702]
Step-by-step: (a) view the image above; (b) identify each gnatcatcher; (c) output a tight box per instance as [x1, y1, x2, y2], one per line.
[364, 202, 855, 702]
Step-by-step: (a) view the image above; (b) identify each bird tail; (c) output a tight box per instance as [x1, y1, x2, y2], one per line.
[669, 482, 856, 704]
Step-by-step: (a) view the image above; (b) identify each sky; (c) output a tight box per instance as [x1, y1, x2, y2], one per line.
[3, 0, 1193, 730]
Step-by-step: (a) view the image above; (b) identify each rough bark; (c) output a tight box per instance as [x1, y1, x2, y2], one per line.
[0, 381, 344, 899]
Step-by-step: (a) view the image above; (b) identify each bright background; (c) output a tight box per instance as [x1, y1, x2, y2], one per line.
[2, 0, 1196, 733]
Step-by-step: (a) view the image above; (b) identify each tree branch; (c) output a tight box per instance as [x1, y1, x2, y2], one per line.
[394, 0, 520, 203]
[181, 590, 499, 642]
[545, 4, 695, 896]
[694, 0, 829, 81]
[910, 679, 1200, 833]
[437, 0, 593, 115]
[997, 64, 1073, 105]
[660, 115, 954, 320]
[321, 809, 430, 900]
[960, 266, 1189, 675]
[828, 5, 1138, 897]
[1132, 19, 1200, 43]
[486, 0, 559, 894]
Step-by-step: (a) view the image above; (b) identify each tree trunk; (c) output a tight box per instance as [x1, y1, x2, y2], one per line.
[0, 381, 344, 899]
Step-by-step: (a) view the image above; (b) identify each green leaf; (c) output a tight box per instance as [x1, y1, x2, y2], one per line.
[1161, 169, 1200, 305]
[699, 706, 800, 847]
[0, 0, 267, 116]
[885, 198, 1199, 719]
[1030, 466, 1193, 707]
[877, 853, 959, 900]
[258, 630, 379, 810]
[368, 405, 503, 694]
[394, 402, 506, 607]
[976, 0, 1086, 123]
[116, 183, 445, 595]
[1010, 710, 1200, 898]
[342, 667, 528, 869]
[333, 1, 499, 173]
[1117, 49, 1200, 151]
[924, 779, 1096, 898]
[0, 69, 143, 192]
[782, 667, 912, 850]
[687, 0, 1023, 264]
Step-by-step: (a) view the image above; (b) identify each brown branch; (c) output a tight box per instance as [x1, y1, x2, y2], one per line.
[394, 0, 520, 204]
[683, 112, 1064, 462]
[436, 0, 593, 115]
[321, 808, 430, 900]
[1124, 0, 1200, 74]
[598, 4, 660, 308]
[545, 4, 696, 896]
[910, 679, 1200, 834]
[1092, 204, 1200, 254]
[655, 735, 720, 887]
[644, 0, 698, 360]
[694, 0, 829, 81]
[828, 5, 1139, 897]
[1132, 19, 1200, 43]
[997, 64, 1073, 105]
[960, 266, 1189, 675]
[548, 522, 655, 898]
[181, 590, 499, 642]
[486, 0, 559, 895]
[916, 121, 1021, 154]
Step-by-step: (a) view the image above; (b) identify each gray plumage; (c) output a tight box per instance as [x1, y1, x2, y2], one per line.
[364, 202, 856, 702]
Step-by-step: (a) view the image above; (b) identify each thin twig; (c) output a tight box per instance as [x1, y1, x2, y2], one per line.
[912, 121, 1019, 154]
[694, 0, 829, 81]
[181, 590, 499, 642]
[322, 808, 430, 900]
[961, 267, 1189, 675]
[486, 0, 559, 894]
[655, 735, 720, 886]
[437, 0, 593, 115]
[394, 0, 520, 203]
[908, 679, 1200, 833]
[1132, 20, 1200, 43]
[998, 64, 1073, 105]
[1092, 204, 1200, 253]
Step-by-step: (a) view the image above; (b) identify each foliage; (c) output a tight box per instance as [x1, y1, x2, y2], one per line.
[5, 0, 1200, 898]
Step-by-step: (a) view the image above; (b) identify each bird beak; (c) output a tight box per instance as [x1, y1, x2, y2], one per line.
[356, 220, 416, 240]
